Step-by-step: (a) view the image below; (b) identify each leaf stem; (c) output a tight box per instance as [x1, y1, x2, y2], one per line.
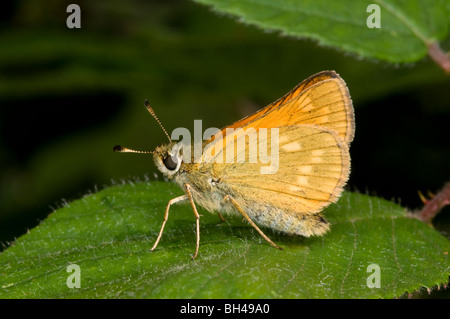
[417, 182, 450, 224]
[428, 42, 450, 74]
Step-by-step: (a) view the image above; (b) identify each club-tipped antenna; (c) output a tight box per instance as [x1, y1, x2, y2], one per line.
[113, 145, 154, 154]
[144, 100, 172, 143]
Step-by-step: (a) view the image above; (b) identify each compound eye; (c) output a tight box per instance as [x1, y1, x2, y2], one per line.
[163, 155, 178, 170]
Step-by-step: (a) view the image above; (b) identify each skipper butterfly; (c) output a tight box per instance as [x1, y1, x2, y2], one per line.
[114, 70, 355, 259]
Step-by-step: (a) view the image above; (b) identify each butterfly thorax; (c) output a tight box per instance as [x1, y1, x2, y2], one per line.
[153, 143, 232, 213]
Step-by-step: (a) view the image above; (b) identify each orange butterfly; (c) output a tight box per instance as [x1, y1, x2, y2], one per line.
[114, 70, 355, 259]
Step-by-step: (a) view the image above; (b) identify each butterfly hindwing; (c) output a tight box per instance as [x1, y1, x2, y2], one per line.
[208, 125, 350, 215]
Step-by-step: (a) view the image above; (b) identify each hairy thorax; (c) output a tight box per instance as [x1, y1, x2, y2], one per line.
[173, 162, 237, 214]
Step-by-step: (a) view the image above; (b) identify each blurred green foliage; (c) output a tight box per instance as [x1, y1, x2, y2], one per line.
[0, 0, 449, 297]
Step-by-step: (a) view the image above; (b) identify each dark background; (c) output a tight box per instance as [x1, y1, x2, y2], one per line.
[0, 0, 449, 297]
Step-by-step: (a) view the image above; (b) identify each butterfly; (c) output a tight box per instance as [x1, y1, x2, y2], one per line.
[114, 70, 355, 259]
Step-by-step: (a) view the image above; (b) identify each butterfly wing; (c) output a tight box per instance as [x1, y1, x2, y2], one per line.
[208, 125, 350, 215]
[198, 71, 353, 236]
[212, 70, 354, 146]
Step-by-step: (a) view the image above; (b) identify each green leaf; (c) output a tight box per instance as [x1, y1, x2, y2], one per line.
[0, 181, 449, 298]
[193, 0, 450, 63]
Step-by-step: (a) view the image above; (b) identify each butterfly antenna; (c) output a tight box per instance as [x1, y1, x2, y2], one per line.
[113, 145, 154, 154]
[144, 100, 172, 143]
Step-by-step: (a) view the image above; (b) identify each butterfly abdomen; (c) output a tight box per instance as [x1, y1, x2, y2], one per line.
[180, 171, 332, 237]
[242, 200, 330, 237]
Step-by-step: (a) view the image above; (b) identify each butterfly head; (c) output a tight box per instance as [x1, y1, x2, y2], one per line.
[152, 142, 184, 178]
[114, 100, 184, 179]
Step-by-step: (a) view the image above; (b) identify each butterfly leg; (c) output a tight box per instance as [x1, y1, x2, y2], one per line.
[224, 195, 283, 250]
[151, 194, 188, 253]
[217, 212, 226, 222]
[184, 184, 201, 260]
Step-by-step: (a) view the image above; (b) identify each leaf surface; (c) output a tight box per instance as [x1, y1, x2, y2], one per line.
[193, 0, 450, 63]
[0, 181, 449, 298]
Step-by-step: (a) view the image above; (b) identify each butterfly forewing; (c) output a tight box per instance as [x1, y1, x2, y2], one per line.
[252, 79, 354, 145]
[213, 71, 354, 147]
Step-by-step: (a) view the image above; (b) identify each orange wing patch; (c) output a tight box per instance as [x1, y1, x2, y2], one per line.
[210, 70, 354, 147]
